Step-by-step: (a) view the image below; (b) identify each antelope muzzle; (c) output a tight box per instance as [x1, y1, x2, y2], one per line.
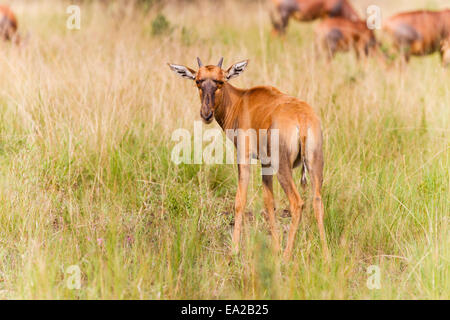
[200, 80, 217, 123]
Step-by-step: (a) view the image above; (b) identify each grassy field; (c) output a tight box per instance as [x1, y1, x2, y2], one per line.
[0, 0, 448, 299]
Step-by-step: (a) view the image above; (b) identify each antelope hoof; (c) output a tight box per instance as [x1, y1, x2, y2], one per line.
[272, 239, 281, 253]
[322, 245, 331, 262]
[231, 242, 240, 255]
[283, 249, 292, 262]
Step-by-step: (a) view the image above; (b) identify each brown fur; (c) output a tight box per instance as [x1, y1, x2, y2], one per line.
[0, 5, 19, 43]
[441, 37, 450, 67]
[271, 0, 360, 35]
[315, 17, 380, 60]
[169, 59, 329, 260]
[384, 9, 450, 64]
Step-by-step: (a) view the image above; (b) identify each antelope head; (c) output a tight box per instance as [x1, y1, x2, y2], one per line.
[168, 57, 248, 124]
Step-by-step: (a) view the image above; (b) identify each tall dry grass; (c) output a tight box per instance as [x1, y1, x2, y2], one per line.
[0, 0, 448, 299]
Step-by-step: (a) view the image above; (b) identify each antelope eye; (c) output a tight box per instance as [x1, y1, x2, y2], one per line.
[214, 80, 224, 85]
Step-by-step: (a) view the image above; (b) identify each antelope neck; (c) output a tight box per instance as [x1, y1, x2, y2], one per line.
[213, 82, 246, 131]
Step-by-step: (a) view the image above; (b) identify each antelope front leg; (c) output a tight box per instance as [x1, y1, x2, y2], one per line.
[232, 163, 250, 254]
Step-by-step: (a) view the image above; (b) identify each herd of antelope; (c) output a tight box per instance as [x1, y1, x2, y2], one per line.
[0, 2, 446, 261]
[271, 0, 450, 65]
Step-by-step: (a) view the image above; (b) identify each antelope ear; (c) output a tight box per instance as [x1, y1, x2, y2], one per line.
[167, 63, 196, 80]
[225, 60, 249, 80]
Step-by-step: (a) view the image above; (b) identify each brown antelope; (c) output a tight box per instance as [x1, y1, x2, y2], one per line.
[383, 9, 450, 64]
[0, 5, 19, 44]
[270, 0, 360, 35]
[168, 58, 328, 260]
[315, 17, 380, 60]
[441, 37, 450, 67]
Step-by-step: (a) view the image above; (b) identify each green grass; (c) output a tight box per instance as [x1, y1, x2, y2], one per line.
[0, 0, 448, 299]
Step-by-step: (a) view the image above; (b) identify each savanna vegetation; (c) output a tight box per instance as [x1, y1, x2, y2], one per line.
[0, 0, 448, 299]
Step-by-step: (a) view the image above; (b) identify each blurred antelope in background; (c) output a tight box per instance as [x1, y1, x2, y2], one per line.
[270, 0, 360, 35]
[0, 5, 20, 44]
[168, 58, 328, 260]
[315, 17, 381, 61]
[441, 37, 450, 67]
[384, 9, 450, 65]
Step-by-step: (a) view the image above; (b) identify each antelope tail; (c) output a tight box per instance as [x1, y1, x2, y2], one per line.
[300, 135, 307, 189]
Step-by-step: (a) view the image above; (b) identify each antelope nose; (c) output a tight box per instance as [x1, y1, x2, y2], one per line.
[204, 112, 213, 121]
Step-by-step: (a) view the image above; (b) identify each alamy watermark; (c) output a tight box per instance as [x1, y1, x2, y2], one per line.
[171, 121, 281, 175]
[366, 5, 382, 30]
[366, 265, 381, 290]
[65, 265, 81, 290]
[66, 5, 81, 30]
